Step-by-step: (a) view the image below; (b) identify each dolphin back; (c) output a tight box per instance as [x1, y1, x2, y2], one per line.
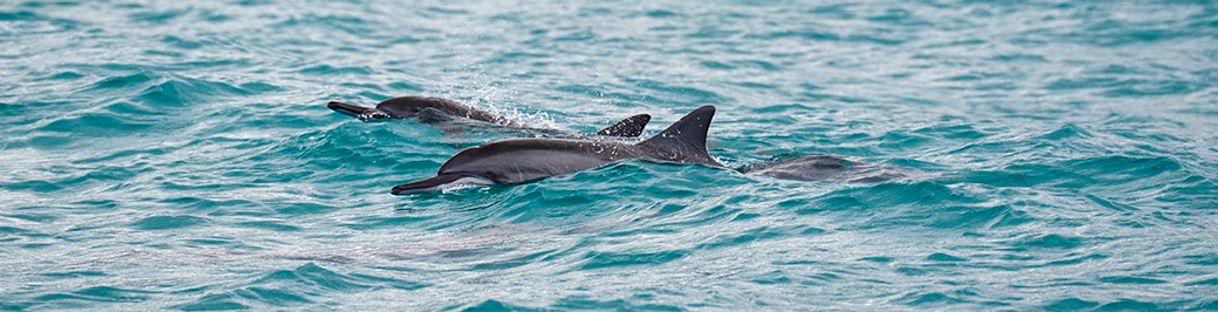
[637, 106, 723, 167]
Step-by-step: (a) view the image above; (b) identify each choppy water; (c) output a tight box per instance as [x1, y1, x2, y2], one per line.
[3, 1, 1218, 310]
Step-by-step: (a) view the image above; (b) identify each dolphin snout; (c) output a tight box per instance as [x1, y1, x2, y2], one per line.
[327, 101, 360, 116]
[327, 101, 393, 121]
[389, 185, 412, 196]
[391, 174, 493, 195]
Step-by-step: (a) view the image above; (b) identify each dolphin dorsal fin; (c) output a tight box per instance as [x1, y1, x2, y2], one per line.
[638, 105, 722, 166]
[596, 114, 651, 137]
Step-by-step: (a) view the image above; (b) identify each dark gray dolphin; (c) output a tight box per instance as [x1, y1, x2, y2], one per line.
[327, 96, 651, 138]
[391, 105, 722, 195]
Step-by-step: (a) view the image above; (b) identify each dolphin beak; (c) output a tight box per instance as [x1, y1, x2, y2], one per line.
[391, 174, 464, 195]
[391, 174, 493, 195]
[327, 101, 368, 118]
[328, 101, 392, 121]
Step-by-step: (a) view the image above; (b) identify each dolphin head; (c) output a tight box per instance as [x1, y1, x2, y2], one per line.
[390, 139, 637, 195]
[375, 96, 505, 124]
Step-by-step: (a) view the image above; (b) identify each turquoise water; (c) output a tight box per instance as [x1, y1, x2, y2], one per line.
[2, 0, 1218, 310]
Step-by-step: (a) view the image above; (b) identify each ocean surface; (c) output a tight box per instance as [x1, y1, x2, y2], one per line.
[2, 1, 1217, 310]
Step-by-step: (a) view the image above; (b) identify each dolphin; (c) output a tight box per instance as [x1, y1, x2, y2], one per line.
[738, 155, 889, 182]
[328, 96, 651, 138]
[328, 96, 504, 123]
[389, 105, 893, 195]
[391, 105, 723, 195]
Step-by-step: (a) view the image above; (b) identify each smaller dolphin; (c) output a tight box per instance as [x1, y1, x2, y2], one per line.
[328, 96, 504, 123]
[736, 155, 854, 179]
[391, 106, 722, 195]
[328, 96, 651, 138]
